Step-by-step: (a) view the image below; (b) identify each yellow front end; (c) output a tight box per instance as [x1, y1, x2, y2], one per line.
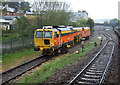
[34, 29, 54, 55]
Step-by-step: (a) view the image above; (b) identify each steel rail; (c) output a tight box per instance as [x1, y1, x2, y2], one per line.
[68, 31, 115, 85]
[2, 56, 43, 74]
[99, 43, 115, 85]
[68, 40, 109, 85]
[1, 55, 52, 85]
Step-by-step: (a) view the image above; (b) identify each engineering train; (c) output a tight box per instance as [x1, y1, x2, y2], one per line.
[34, 25, 90, 55]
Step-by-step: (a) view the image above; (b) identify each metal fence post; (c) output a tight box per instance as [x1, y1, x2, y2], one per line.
[10, 40, 12, 51]
[3, 37, 33, 54]
[22, 38, 24, 47]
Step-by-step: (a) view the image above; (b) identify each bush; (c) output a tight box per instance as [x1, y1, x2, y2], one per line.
[87, 18, 95, 34]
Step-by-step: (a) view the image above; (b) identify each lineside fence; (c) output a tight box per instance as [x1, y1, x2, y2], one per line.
[2, 37, 34, 54]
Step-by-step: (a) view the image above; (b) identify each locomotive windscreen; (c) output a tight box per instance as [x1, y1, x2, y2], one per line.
[36, 31, 43, 38]
[45, 31, 52, 38]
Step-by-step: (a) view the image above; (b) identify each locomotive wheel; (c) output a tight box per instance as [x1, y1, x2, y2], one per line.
[61, 46, 68, 54]
[51, 52, 55, 56]
[58, 49, 61, 54]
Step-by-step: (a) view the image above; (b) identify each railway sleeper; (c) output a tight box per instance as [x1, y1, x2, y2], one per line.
[88, 69, 103, 73]
[80, 77, 100, 82]
[86, 71, 103, 75]
[75, 79, 99, 85]
[77, 81, 97, 85]
[83, 74, 101, 79]
[77, 78, 99, 85]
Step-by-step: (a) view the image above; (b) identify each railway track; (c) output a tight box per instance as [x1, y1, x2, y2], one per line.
[68, 33, 115, 85]
[1, 55, 53, 85]
[1, 31, 115, 85]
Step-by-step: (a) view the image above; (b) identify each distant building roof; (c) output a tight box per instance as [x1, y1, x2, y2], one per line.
[0, 6, 5, 10]
[26, 11, 34, 15]
[2, 16, 20, 20]
[7, 7, 15, 12]
[0, 5, 15, 12]
[0, 19, 10, 23]
[71, 10, 88, 21]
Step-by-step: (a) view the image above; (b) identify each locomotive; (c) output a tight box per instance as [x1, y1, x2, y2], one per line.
[34, 25, 90, 55]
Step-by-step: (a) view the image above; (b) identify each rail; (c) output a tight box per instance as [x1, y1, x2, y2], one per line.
[1, 55, 53, 85]
[68, 40, 109, 85]
[99, 43, 115, 85]
[68, 33, 115, 85]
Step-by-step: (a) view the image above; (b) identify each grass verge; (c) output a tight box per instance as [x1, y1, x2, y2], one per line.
[18, 37, 100, 83]
[2, 48, 40, 71]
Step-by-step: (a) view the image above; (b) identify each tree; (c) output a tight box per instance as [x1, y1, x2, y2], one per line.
[77, 19, 87, 27]
[87, 18, 95, 34]
[104, 20, 108, 24]
[20, 2, 31, 13]
[32, 0, 72, 27]
[110, 18, 118, 24]
[70, 19, 88, 27]
[16, 16, 31, 37]
[45, 10, 71, 25]
[70, 21, 78, 27]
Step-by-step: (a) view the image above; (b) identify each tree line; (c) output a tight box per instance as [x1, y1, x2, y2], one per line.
[104, 18, 120, 25]
[2, 1, 94, 40]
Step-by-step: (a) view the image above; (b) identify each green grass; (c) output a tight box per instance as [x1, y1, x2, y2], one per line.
[2, 48, 40, 71]
[18, 37, 100, 83]
[2, 32, 21, 40]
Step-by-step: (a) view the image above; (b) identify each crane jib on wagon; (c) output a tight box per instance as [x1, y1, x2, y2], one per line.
[34, 26, 90, 55]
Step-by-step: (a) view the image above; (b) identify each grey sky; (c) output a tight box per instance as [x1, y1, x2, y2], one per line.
[26, 0, 119, 20]
[65, 0, 119, 20]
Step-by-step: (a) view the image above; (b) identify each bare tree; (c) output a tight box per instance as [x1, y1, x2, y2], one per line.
[32, 0, 72, 27]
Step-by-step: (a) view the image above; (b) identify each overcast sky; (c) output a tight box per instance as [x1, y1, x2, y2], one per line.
[65, 0, 119, 20]
[26, 0, 119, 20]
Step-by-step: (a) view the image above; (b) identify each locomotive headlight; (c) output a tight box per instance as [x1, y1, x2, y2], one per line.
[51, 43, 54, 47]
[34, 44, 37, 47]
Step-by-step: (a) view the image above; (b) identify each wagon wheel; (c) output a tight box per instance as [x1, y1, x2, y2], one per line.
[61, 46, 68, 54]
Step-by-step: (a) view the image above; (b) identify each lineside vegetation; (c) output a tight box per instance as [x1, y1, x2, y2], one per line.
[2, 48, 40, 71]
[18, 37, 100, 83]
[2, 1, 94, 40]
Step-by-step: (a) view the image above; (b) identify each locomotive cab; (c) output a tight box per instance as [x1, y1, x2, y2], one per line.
[34, 29, 55, 53]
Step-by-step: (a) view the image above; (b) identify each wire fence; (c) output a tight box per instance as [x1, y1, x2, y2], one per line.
[2, 37, 34, 54]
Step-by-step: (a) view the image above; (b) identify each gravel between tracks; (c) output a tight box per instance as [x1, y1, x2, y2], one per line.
[12, 31, 120, 84]
[104, 31, 120, 85]
[43, 31, 107, 84]
[43, 31, 120, 84]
